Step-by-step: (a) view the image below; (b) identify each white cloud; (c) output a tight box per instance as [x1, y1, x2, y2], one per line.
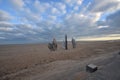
[22, 8, 42, 23]
[63, 12, 96, 38]
[78, 34, 120, 41]
[48, 15, 57, 21]
[56, 2, 66, 14]
[57, 3, 66, 10]
[0, 0, 120, 44]
[77, 0, 83, 5]
[34, 0, 42, 12]
[0, 27, 13, 31]
[0, 36, 6, 39]
[0, 22, 14, 32]
[10, 0, 25, 10]
[65, 0, 71, 3]
[29, 14, 41, 22]
[98, 26, 109, 29]
[51, 7, 60, 15]
[81, 1, 92, 13]
[14, 33, 24, 36]
[92, 12, 102, 22]
[0, 10, 13, 21]
[64, 0, 83, 6]
[17, 24, 34, 30]
[24, 0, 31, 4]
[34, 0, 51, 13]
[0, 22, 13, 28]
[74, 6, 79, 11]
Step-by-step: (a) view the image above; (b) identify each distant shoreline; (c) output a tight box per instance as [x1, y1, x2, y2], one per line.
[0, 39, 120, 45]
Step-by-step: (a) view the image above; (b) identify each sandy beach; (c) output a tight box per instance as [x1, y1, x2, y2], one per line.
[0, 40, 120, 80]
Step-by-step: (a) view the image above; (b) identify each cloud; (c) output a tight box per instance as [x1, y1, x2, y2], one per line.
[74, 6, 79, 11]
[96, 9, 120, 34]
[18, 7, 42, 24]
[91, 12, 102, 22]
[94, 10, 120, 36]
[106, 10, 120, 28]
[78, 34, 120, 41]
[64, 0, 83, 6]
[10, 0, 25, 10]
[0, 10, 14, 32]
[25, 13, 41, 23]
[97, 26, 109, 29]
[89, 0, 120, 13]
[48, 15, 57, 21]
[55, 2, 66, 14]
[0, 22, 37, 42]
[0, 36, 6, 39]
[58, 3, 66, 10]
[77, 0, 83, 5]
[62, 13, 97, 38]
[51, 7, 60, 15]
[0, 0, 120, 44]
[0, 27, 13, 32]
[0, 10, 13, 21]
[0, 22, 13, 27]
[34, 0, 51, 13]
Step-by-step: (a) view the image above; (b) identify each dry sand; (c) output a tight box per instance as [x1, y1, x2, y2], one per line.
[0, 40, 120, 80]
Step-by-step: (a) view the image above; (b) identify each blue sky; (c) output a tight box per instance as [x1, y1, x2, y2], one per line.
[0, 0, 120, 44]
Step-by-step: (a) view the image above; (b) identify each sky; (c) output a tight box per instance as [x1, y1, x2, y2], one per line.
[0, 0, 120, 44]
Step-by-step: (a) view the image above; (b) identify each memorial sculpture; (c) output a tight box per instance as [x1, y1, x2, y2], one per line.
[65, 34, 68, 50]
[72, 38, 76, 48]
[48, 38, 57, 51]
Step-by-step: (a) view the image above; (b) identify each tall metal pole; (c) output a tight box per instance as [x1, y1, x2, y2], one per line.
[65, 34, 68, 50]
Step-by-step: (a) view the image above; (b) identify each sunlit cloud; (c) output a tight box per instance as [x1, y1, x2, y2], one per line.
[0, 0, 120, 44]
[78, 34, 120, 41]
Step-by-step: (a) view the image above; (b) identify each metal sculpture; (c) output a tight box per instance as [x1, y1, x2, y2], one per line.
[65, 34, 68, 50]
[48, 38, 57, 51]
[72, 38, 76, 48]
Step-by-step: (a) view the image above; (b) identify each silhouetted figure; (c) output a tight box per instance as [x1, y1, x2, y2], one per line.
[72, 38, 76, 48]
[65, 34, 68, 50]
